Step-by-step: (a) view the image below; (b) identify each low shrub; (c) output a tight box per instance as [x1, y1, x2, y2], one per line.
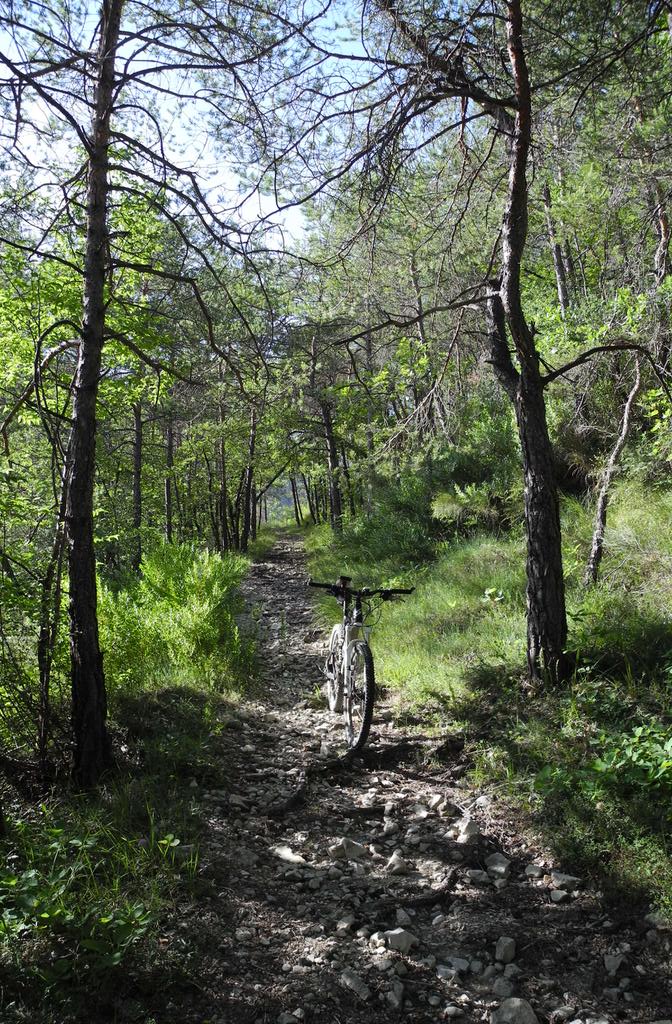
[99, 543, 252, 696]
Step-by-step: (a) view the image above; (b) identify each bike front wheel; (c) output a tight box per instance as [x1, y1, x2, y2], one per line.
[344, 641, 375, 751]
[325, 625, 344, 712]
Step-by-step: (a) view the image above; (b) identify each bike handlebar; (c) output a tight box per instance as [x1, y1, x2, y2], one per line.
[308, 579, 415, 599]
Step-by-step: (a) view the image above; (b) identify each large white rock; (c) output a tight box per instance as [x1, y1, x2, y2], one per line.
[383, 927, 419, 954]
[328, 837, 369, 861]
[604, 953, 624, 975]
[270, 844, 307, 864]
[445, 954, 470, 972]
[335, 914, 355, 936]
[490, 998, 539, 1024]
[456, 817, 481, 843]
[550, 870, 581, 888]
[386, 849, 409, 875]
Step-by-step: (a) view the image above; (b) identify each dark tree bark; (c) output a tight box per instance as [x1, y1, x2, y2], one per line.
[320, 401, 343, 531]
[131, 401, 142, 571]
[66, 0, 124, 786]
[204, 452, 221, 551]
[38, 471, 68, 776]
[497, 2, 570, 682]
[312, 482, 322, 524]
[173, 468, 185, 541]
[240, 408, 257, 553]
[294, 477, 304, 522]
[290, 476, 302, 526]
[218, 406, 230, 551]
[228, 496, 240, 550]
[250, 482, 257, 542]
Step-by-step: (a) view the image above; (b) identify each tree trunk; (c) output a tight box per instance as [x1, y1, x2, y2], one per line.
[302, 473, 317, 524]
[240, 409, 257, 553]
[131, 401, 142, 571]
[205, 454, 221, 551]
[38, 469, 68, 777]
[165, 417, 174, 543]
[542, 182, 570, 317]
[320, 401, 343, 531]
[173, 469, 184, 542]
[498, 1, 569, 682]
[66, 0, 123, 786]
[250, 483, 257, 542]
[585, 361, 641, 586]
[218, 431, 230, 552]
[290, 476, 302, 527]
[294, 477, 304, 522]
[341, 445, 356, 517]
[228, 497, 240, 550]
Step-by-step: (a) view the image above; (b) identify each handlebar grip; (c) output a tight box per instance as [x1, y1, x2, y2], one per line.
[385, 586, 415, 595]
[308, 579, 336, 591]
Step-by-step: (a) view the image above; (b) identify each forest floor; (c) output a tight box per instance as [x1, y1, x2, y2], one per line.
[146, 533, 671, 1024]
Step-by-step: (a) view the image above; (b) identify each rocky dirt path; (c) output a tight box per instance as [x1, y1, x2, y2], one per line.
[179, 534, 671, 1024]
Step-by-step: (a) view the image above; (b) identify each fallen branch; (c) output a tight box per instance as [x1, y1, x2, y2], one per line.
[361, 871, 457, 916]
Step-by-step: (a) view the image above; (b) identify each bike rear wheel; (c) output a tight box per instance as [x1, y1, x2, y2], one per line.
[344, 641, 375, 750]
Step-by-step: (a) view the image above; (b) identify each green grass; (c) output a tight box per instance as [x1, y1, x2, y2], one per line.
[0, 685, 243, 1021]
[0, 543, 257, 1021]
[305, 481, 672, 915]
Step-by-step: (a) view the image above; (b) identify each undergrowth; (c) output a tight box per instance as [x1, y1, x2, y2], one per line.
[306, 480, 672, 915]
[0, 541, 257, 1021]
[99, 543, 253, 696]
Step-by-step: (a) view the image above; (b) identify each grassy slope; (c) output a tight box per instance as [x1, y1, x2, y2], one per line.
[305, 482, 672, 914]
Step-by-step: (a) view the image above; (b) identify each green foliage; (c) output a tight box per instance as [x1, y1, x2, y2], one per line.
[432, 482, 506, 535]
[592, 721, 672, 797]
[99, 544, 252, 694]
[0, 803, 189, 988]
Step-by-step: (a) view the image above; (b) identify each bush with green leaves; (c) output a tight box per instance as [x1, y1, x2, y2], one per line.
[0, 806, 192, 987]
[99, 543, 251, 695]
[432, 482, 507, 536]
[591, 722, 672, 799]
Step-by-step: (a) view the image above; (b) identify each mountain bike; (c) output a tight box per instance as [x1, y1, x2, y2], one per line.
[308, 576, 414, 751]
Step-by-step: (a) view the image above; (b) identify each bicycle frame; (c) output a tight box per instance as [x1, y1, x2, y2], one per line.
[330, 584, 372, 694]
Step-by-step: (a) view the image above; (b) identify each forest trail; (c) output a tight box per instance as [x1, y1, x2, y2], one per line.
[178, 535, 671, 1024]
